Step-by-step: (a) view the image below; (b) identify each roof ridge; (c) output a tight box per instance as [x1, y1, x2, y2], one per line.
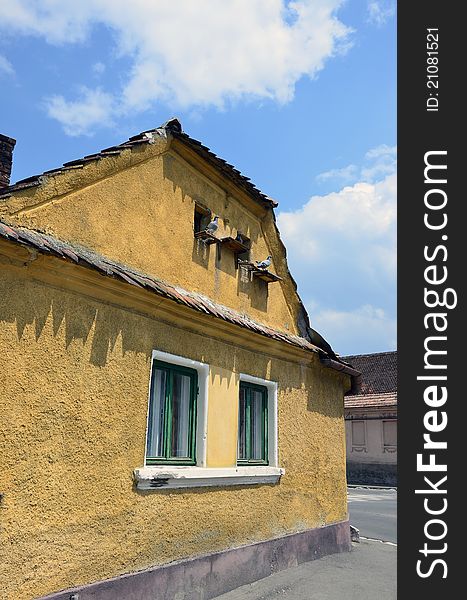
[343, 350, 397, 359]
[346, 391, 397, 398]
[0, 120, 276, 208]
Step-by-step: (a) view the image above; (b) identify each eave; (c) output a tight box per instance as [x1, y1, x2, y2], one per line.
[0, 220, 354, 385]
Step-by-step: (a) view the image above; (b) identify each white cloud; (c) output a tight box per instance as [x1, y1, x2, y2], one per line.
[310, 304, 396, 355]
[92, 62, 106, 75]
[316, 164, 358, 184]
[364, 144, 396, 160]
[45, 87, 115, 136]
[279, 172, 396, 265]
[278, 149, 396, 354]
[0, 54, 15, 76]
[367, 1, 396, 26]
[0, 0, 353, 135]
[316, 144, 396, 185]
[361, 144, 396, 181]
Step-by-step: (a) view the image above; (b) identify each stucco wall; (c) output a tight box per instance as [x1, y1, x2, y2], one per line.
[0, 262, 348, 600]
[345, 413, 397, 486]
[1, 144, 297, 336]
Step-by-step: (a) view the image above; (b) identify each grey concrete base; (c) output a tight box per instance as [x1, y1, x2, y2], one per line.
[39, 520, 350, 600]
[213, 539, 397, 600]
[347, 462, 397, 486]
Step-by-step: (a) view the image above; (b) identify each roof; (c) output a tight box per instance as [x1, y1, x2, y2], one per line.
[345, 392, 397, 410]
[342, 351, 397, 395]
[0, 220, 321, 356]
[342, 351, 397, 410]
[0, 119, 276, 209]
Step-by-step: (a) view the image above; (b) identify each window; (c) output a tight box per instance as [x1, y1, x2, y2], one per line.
[237, 381, 268, 465]
[235, 232, 251, 263]
[194, 203, 211, 234]
[351, 420, 366, 452]
[146, 360, 198, 465]
[382, 420, 397, 452]
[135, 362, 283, 490]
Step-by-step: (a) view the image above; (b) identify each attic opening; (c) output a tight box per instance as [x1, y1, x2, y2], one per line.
[193, 203, 212, 234]
[235, 233, 251, 263]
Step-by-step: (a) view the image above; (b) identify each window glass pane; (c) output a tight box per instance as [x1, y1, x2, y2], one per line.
[352, 421, 366, 446]
[238, 383, 268, 464]
[250, 390, 264, 460]
[170, 372, 192, 458]
[383, 420, 397, 446]
[147, 368, 167, 457]
[238, 386, 248, 460]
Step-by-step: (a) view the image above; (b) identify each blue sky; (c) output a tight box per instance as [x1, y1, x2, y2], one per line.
[0, 0, 396, 356]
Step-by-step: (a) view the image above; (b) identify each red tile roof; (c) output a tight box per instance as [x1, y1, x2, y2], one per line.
[345, 392, 397, 409]
[342, 351, 397, 395]
[342, 351, 397, 409]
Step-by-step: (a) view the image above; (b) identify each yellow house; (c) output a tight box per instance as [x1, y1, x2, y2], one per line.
[0, 121, 359, 600]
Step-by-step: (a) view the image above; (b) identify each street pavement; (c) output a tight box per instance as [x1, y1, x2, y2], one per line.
[213, 539, 396, 600]
[347, 487, 397, 543]
[213, 487, 397, 599]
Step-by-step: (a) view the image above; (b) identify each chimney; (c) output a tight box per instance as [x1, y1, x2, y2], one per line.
[0, 133, 16, 189]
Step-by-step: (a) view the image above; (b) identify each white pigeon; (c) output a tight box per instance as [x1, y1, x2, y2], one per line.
[255, 255, 271, 269]
[206, 216, 219, 234]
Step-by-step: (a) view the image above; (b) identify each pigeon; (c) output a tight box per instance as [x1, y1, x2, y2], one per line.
[255, 255, 271, 269]
[205, 216, 219, 234]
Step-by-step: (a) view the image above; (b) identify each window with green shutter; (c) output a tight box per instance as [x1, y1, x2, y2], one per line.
[237, 381, 268, 465]
[146, 360, 198, 465]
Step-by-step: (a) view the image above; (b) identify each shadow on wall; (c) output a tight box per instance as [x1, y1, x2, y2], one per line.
[161, 154, 262, 250]
[237, 266, 268, 313]
[0, 279, 156, 368]
[215, 243, 237, 278]
[192, 238, 211, 269]
[1, 271, 343, 419]
[163, 152, 268, 312]
[191, 238, 240, 279]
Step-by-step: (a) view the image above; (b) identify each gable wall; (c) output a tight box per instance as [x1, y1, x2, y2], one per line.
[0, 255, 347, 600]
[2, 144, 300, 334]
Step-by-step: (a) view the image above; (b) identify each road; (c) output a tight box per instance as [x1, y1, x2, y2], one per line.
[347, 487, 397, 543]
[214, 539, 396, 600]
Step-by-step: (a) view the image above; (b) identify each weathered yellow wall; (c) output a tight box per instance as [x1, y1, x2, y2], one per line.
[1, 142, 298, 335]
[207, 367, 240, 467]
[0, 260, 348, 600]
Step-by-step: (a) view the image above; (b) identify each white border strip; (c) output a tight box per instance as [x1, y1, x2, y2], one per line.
[134, 466, 284, 490]
[239, 373, 279, 468]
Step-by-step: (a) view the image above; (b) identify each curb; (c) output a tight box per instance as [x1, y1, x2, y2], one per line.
[347, 485, 397, 491]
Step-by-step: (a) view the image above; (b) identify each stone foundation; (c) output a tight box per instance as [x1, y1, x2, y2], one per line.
[40, 520, 351, 600]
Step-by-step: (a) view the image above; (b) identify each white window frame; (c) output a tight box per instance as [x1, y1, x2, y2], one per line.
[134, 356, 283, 490]
[238, 373, 279, 468]
[143, 349, 210, 467]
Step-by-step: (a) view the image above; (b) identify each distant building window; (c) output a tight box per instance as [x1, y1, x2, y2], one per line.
[382, 420, 397, 452]
[237, 381, 268, 465]
[146, 359, 198, 465]
[351, 420, 366, 452]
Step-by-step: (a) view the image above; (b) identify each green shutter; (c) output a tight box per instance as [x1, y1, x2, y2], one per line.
[237, 381, 268, 466]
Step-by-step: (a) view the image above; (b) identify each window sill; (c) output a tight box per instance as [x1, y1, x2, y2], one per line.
[134, 466, 285, 490]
